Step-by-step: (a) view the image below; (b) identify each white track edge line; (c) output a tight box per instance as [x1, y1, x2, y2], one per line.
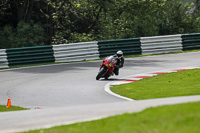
[105, 82, 135, 101]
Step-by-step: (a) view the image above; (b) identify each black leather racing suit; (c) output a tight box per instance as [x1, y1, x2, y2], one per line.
[113, 54, 124, 75]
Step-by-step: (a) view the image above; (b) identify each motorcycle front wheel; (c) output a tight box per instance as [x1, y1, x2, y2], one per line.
[96, 66, 107, 80]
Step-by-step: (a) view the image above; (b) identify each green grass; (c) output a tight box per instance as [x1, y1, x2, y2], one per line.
[23, 101, 200, 133]
[0, 105, 28, 112]
[111, 68, 200, 100]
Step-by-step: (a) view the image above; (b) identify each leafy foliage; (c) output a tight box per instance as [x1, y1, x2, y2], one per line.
[0, 21, 45, 49]
[0, 0, 200, 48]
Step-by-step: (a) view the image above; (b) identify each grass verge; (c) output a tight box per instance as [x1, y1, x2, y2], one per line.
[111, 68, 200, 100]
[23, 101, 200, 133]
[0, 105, 28, 112]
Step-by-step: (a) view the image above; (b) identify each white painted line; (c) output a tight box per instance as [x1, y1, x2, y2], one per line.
[105, 82, 135, 101]
[110, 81, 133, 85]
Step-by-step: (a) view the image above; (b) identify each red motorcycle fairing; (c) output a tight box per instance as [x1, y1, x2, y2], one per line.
[96, 56, 117, 80]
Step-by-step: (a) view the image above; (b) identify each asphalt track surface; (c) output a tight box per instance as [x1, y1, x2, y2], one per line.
[0, 52, 200, 133]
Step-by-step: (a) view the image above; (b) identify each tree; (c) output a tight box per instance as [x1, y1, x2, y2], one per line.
[0, 0, 8, 7]
[1, 0, 200, 48]
[14, 0, 35, 23]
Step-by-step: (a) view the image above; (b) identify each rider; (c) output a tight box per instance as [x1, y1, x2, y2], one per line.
[113, 50, 124, 75]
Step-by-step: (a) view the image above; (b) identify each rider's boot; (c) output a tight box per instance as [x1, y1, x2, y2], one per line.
[114, 66, 119, 75]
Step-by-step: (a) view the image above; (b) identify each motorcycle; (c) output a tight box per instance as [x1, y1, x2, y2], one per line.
[96, 55, 117, 80]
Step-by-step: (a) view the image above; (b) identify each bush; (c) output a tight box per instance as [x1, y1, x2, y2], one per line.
[68, 33, 96, 43]
[0, 26, 15, 49]
[0, 21, 46, 49]
[15, 22, 46, 47]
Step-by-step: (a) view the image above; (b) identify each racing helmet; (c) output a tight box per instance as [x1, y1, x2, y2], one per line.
[117, 50, 123, 57]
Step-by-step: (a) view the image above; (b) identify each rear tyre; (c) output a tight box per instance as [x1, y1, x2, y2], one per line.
[96, 66, 107, 80]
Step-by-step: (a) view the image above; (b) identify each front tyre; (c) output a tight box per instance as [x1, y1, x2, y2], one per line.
[96, 66, 107, 80]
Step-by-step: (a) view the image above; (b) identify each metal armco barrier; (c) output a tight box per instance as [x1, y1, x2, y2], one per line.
[53, 41, 99, 62]
[98, 38, 141, 58]
[182, 33, 200, 51]
[141, 34, 182, 55]
[6, 45, 55, 67]
[0, 49, 8, 68]
[0, 33, 200, 68]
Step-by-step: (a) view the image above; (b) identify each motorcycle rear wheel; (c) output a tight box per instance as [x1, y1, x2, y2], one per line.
[96, 66, 107, 80]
